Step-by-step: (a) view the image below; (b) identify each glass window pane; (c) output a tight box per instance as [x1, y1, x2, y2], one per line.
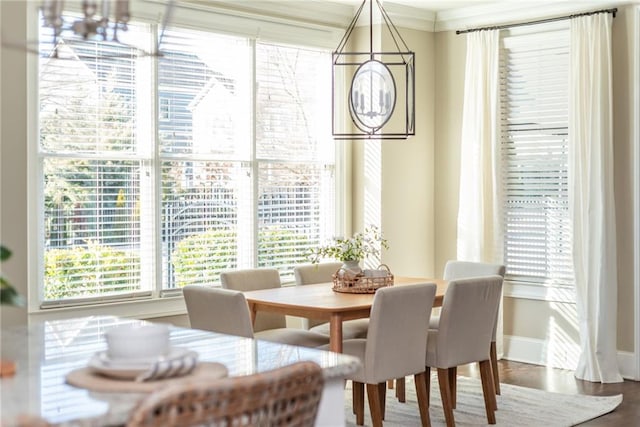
[161, 161, 245, 288]
[158, 28, 251, 158]
[257, 162, 335, 276]
[500, 29, 573, 286]
[43, 159, 148, 301]
[256, 43, 333, 161]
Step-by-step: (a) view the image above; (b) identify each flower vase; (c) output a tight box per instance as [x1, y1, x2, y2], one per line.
[340, 260, 362, 280]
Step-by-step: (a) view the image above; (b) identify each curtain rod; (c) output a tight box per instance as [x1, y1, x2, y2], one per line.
[456, 7, 617, 35]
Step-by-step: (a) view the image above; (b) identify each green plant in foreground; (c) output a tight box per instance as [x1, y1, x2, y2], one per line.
[1, 245, 25, 306]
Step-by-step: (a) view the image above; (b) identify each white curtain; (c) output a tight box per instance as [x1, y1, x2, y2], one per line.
[457, 30, 501, 263]
[456, 30, 504, 352]
[569, 13, 622, 383]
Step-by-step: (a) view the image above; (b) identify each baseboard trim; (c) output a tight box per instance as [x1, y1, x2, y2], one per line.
[504, 335, 638, 380]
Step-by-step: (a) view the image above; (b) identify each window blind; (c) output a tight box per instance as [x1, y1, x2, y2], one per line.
[39, 16, 336, 304]
[255, 43, 335, 278]
[39, 26, 152, 304]
[500, 29, 574, 287]
[158, 28, 251, 290]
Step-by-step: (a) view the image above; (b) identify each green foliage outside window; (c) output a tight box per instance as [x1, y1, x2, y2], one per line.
[171, 227, 317, 288]
[171, 229, 238, 288]
[44, 242, 139, 300]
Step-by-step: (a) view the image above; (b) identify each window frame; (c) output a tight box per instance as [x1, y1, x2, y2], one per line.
[27, 3, 347, 319]
[499, 22, 576, 304]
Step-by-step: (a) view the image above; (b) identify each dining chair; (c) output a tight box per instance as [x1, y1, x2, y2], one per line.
[126, 361, 324, 427]
[321, 283, 436, 427]
[426, 275, 503, 427]
[395, 260, 506, 403]
[440, 260, 505, 395]
[220, 268, 286, 332]
[294, 262, 370, 339]
[183, 285, 330, 348]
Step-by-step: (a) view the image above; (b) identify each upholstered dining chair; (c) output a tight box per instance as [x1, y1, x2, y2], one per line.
[294, 262, 370, 339]
[126, 361, 324, 427]
[220, 268, 285, 333]
[321, 283, 436, 427]
[440, 260, 505, 395]
[183, 285, 330, 348]
[395, 261, 506, 403]
[426, 275, 503, 427]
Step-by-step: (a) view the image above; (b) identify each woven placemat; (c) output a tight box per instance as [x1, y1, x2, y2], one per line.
[66, 362, 228, 393]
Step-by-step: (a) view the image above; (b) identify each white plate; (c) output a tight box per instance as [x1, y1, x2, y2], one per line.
[88, 347, 197, 380]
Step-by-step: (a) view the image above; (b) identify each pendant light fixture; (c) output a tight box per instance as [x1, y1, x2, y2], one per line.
[332, 0, 415, 140]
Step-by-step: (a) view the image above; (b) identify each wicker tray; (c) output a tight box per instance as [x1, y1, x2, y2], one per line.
[332, 264, 394, 294]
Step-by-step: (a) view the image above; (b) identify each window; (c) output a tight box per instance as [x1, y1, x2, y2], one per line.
[500, 26, 573, 287]
[38, 18, 335, 306]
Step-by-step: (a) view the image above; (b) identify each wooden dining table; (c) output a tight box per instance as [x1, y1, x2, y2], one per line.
[244, 276, 448, 353]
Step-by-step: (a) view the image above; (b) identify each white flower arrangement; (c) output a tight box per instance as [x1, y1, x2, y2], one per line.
[309, 225, 389, 263]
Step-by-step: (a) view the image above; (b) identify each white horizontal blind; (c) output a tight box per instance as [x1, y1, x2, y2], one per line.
[255, 43, 335, 276]
[39, 16, 336, 303]
[39, 23, 153, 303]
[500, 28, 574, 286]
[158, 28, 252, 289]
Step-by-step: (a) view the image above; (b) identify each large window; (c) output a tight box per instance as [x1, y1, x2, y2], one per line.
[38, 18, 335, 306]
[500, 26, 573, 287]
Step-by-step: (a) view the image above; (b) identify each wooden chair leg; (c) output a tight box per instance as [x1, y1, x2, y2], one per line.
[414, 372, 432, 427]
[448, 366, 457, 409]
[479, 360, 497, 424]
[396, 376, 406, 402]
[437, 368, 456, 427]
[388, 379, 394, 389]
[490, 341, 501, 395]
[354, 381, 365, 425]
[425, 366, 431, 404]
[352, 386, 357, 414]
[378, 382, 386, 420]
[366, 383, 384, 427]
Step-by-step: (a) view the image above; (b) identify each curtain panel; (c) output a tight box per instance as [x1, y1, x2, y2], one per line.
[456, 30, 504, 356]
[456, 30, 502, 264]
[569, 12, 622, 383]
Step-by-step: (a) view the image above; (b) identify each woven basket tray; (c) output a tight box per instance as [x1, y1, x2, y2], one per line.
[332, 264, 394, 294]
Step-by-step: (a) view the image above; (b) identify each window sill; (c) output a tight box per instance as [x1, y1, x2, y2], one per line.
[29, 296, 187, 323]
[503, 280, 575, 304]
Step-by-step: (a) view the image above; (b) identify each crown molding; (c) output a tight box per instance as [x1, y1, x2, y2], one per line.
[435, 1, 628, 32]
[153, 0, 634, 36]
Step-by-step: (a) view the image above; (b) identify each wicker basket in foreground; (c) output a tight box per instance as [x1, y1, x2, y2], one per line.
[332, 264, 394, 294]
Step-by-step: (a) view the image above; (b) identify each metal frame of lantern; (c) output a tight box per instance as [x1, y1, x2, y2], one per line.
[332, 0, 415, 140]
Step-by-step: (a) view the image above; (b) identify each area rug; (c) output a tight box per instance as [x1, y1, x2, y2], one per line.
[344, 376, 622, 426]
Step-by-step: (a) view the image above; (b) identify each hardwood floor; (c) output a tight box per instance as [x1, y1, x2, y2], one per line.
[457, 360, 640, 426]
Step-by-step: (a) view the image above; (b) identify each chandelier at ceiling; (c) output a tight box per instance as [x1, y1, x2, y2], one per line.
[332, 0, 415, 140]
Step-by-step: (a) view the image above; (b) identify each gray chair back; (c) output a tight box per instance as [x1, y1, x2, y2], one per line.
[443, 260, 505, 281]
[429, 275, 503, 368]
[293, 262, 342, 329]
[365, 283, 436, 383]
[220, 268, 286, 332]
[443, 260, 505, 340]
[183, 285, 254, 338]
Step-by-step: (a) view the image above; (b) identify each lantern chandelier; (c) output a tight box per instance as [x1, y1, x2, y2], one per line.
[332, 0, 415, 140]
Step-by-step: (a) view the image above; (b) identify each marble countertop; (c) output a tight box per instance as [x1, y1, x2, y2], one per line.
[0, 316, 360, 427]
